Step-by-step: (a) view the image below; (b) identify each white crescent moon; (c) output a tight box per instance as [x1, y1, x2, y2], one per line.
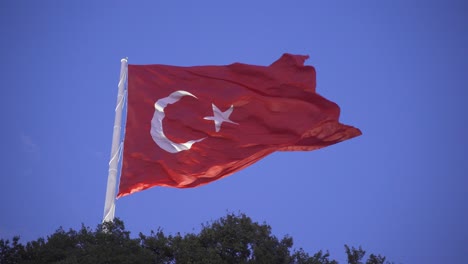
[150, 90, 205, 153]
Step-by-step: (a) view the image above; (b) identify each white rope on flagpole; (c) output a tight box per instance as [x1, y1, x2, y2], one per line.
[103, 57, 128, 222]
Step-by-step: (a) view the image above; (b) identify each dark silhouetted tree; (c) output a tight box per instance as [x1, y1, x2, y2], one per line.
[1, 213, 392, 264]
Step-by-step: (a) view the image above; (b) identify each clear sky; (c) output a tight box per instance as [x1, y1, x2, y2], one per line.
[1, 1, 467, 263]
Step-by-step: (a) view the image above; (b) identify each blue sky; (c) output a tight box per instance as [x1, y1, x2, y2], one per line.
[1, 1, 467, 263]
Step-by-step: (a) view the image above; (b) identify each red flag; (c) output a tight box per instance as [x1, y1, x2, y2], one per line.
[118, 54, 361, 197]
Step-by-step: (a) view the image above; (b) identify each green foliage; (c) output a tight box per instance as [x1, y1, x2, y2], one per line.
[344, 245, 387, 264]
[1, 213, 391, 264]
[0, 236, 24, 264]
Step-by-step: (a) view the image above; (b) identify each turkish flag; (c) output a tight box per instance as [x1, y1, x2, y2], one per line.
[118, 54, 361, 198]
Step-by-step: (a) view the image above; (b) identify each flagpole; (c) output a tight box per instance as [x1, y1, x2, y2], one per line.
[103, 57, 128, 222]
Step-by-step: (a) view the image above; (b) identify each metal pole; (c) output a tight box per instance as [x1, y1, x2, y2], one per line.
[103, 58, 128, 222]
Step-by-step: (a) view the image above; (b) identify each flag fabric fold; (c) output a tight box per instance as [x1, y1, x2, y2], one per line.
[118, 54, 361, 198]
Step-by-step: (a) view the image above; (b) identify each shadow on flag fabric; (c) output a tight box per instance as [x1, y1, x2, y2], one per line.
[118, 54, 361, 198]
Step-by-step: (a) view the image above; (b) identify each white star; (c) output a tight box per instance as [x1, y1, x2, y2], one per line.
[204, 104, 238, 132]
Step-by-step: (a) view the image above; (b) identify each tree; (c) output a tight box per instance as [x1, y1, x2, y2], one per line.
[344, 245, 387, 264]
[1, 213, 392, 264]
[0, 236, 24, 264]
[169, 212, 293, 263]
